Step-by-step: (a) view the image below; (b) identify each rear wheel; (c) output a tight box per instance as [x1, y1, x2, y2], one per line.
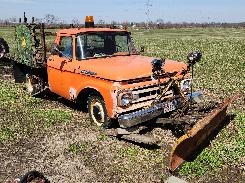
[88, 95, 111, 128]
[25, 74, 35, 95]
[0, 38, 9, 60]
[25, 73, 46, 96]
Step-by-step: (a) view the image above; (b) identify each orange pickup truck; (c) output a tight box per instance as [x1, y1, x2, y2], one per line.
[1, 15, 191, 129]
[1, 15, 240, 171]
[47, 27, 190, 128]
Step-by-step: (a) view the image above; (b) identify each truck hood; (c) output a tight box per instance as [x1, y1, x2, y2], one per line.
[79, 55, 187, 81]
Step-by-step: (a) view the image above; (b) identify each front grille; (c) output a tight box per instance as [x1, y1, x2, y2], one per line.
[138, 89, 160, 98]
[131, 83, 174, 104]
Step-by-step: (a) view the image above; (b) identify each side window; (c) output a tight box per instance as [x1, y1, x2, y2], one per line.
[59, 36, 73, 58]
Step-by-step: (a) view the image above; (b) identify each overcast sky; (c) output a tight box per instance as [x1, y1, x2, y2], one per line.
[0, 0, 245, 23]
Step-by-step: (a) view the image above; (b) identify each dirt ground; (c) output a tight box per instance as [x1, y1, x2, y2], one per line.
[0, 106, 175, 183]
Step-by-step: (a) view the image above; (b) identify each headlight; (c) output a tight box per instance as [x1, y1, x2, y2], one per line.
[121, 94, 131, 106]
[118, 92, 132, 107]
[180, 78, 192, 92]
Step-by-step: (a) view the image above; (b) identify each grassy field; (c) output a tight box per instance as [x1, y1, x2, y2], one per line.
[133, 28, 245, 180]
[0, 27, 245, 182]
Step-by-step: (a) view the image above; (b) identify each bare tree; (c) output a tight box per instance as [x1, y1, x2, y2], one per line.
[44, 14, 58, 25]
[72, 18, 80, 26]
[35, 17, 43, 24]
[98, 19, 105, 25]
[58, 19, 66, 25]
[8, 16, 17, 23]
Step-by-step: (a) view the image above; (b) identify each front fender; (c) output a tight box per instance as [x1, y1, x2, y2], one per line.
[76, 78, 119, 118]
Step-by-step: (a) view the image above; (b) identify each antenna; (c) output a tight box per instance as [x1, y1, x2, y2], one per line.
[145, 0, 152, 30]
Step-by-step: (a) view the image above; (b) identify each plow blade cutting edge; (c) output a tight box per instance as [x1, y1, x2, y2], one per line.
[169, 93, 242, 172]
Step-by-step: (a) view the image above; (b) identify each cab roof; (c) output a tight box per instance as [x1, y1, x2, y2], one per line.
[57, 27, 128, 36]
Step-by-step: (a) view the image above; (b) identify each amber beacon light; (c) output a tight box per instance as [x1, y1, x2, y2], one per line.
[85, 16, 95, 28]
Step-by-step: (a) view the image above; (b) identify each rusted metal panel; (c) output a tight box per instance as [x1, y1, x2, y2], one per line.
[169, 93, 242, 172]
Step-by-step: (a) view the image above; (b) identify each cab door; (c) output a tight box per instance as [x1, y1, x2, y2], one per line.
[47, 36, 75, 99]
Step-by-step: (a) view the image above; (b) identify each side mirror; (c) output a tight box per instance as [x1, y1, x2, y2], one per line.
[187, 51, 202, 65]
[51, 43, 62, 56]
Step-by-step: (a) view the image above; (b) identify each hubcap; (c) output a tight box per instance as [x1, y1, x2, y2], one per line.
[93, 105, 102, 121]
[91, 101, 105, 126]
[0, 45, 5, 59]
[26, 76, 34, 94]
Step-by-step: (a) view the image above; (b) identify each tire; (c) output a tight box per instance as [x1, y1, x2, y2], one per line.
[13, 62, 27, 83]
[0, 38, 9, 60]
[88, 95, 112, 128]
[19, 170, 50, 183]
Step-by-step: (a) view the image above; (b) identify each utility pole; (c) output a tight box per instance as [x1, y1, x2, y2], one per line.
[145, 0, 152, 30]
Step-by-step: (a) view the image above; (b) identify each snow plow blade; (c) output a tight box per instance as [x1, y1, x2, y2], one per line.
[169, 93, 242, 172]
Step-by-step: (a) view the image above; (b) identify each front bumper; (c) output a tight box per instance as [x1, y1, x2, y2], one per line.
[118, 100, 178, 128]
[118, 91, 203, 128]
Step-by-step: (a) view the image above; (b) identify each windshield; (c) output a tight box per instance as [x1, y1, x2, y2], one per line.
[76, 32, 137, 60]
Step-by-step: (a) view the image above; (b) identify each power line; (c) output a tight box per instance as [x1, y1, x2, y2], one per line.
[145, 0, 152, 30]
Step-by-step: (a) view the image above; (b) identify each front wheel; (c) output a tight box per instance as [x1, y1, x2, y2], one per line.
[88, 95, 112, 128]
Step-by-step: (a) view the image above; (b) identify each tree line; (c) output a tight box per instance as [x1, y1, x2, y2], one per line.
[1, 14, 245, 29]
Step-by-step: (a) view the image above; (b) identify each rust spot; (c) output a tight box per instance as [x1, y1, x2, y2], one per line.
[69, 87, 77, 100]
